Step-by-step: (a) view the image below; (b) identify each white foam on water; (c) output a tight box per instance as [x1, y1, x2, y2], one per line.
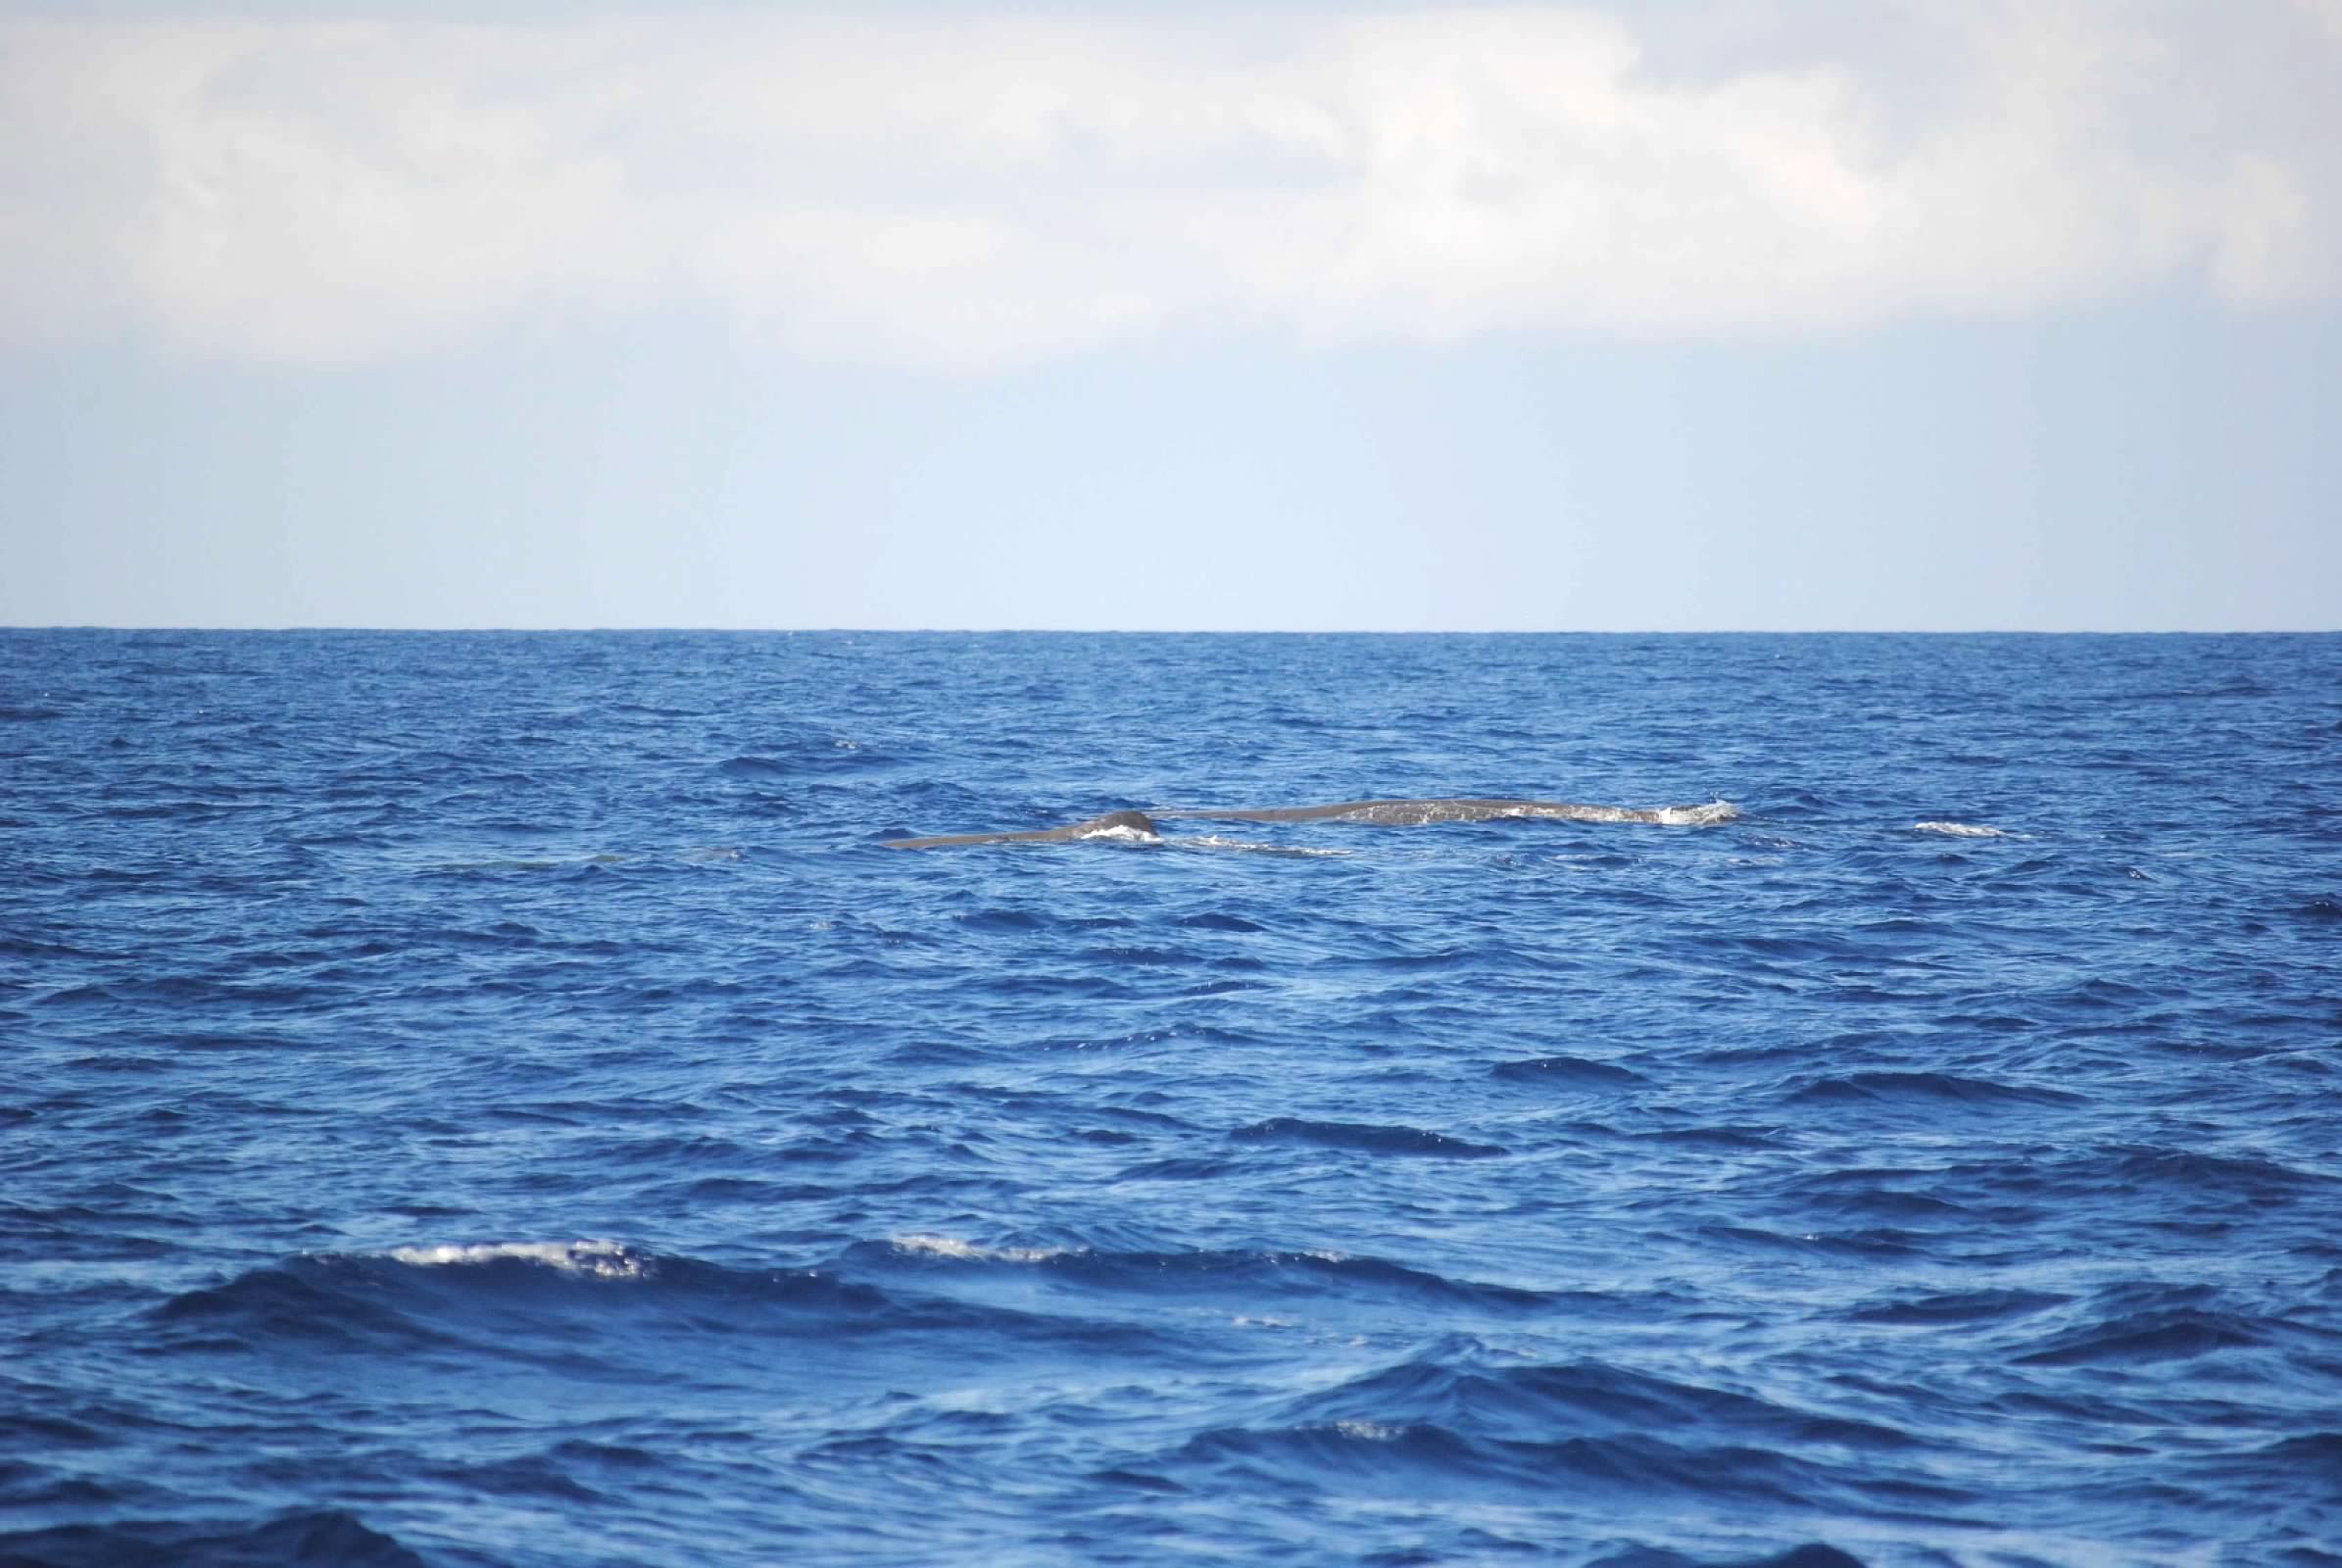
[1074, 824, 1161, 844]
[1657, 801, 1741, 826]
[386, 1240, 650, 1279]
[891, 1234, 1067, 1264]
[1335, 1419, 1400, 1442]
[1914, 820, 2011, 838]
[1175, 836, 1351, 858]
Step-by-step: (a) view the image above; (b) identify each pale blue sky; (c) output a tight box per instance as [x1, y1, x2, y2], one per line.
[3, 2, 2336, 629]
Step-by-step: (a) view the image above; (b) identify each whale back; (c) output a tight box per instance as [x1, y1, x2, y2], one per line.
[1154, 797, 1736, 827]
[883, 798, 1732, 849]
[1077, 809, 1160, 838]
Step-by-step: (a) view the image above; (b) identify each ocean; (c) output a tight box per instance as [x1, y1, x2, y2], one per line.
[2, 629, 2337, 1567]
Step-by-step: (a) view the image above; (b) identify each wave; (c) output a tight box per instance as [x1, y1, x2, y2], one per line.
[888, 1234, 1068, 1264]
[716, 737, 884, 778]
[2104, 1146, 2332, 1204]
[143, 1236, 1628, 1380]
[851, 1237, 1577, 1315]
[1491, 1054, 1649, 1087]
[1136, 1346, 1957, 1542]
[1279, 1344, 1922, 1453]
[1913, 820, 2010, 837]
[0, 1510, 423, 1568]
[150, 1242, 1174, 1360]
[2016, 1306, 2279, 1365]
[1847, 1288, 2071, 1326]
[1657, 802, 1743, 826]
[385, 1238, 651, 1278]
[1172, 1416, 1898, 1512]
[1229, 1116, 1509, 1158]
[1786, 1071, 2086, 1108]
[415, 848, 741, 873]
[1998, 1275, 2342, 1373]
[1170, 835, 1351, 858]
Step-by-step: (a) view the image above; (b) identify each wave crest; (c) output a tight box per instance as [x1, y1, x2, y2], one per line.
[386, 1240, 652, 1278]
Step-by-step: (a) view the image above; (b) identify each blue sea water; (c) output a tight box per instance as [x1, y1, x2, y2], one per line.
[2, 629, 2338, 1568]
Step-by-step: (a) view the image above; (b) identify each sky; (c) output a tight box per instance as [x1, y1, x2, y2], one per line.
[2, 0, 2336, 630]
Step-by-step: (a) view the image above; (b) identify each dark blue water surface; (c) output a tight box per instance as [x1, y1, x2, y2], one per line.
[3, 630, 2339, 1568]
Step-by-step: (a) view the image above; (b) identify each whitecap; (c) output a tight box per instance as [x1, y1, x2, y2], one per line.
[1334, 1419, 1400, 1442]
[1914, 820, 2010, 838]
[385, 1240, 651, 1279]
[890, 1234, 1066, 1264]
[1172, 836, 1351, 858]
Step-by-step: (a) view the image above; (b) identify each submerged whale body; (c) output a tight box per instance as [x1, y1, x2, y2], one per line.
[880, 809, 1161, 851]
[879, 797, 1736, 848]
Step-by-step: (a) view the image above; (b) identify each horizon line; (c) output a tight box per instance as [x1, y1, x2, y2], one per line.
[6, 624, 2337, 637]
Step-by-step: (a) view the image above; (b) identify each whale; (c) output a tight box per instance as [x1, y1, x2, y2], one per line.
[880, 809, 1162, 851]
[879, 797, 1736, 848]
[1154, 798, 1739, 827]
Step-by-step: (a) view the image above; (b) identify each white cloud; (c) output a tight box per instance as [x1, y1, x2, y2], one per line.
[1, 4, 2335, 369]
